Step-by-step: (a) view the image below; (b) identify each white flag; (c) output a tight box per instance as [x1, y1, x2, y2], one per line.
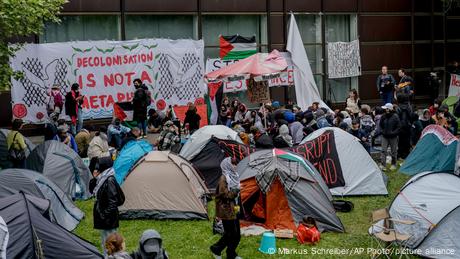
[287, 13, 330, 111]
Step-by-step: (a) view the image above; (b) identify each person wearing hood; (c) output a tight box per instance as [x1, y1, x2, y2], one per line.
[273, 124, 293, 148]
[89, 156, 125, 256]
[210, 157, 242, 259]
[285, 111, 303, 144]
[88, 126, 111, 160]
[411, 112, 423, 146]
[131, 229, 169, 259]
[420, 109, 435, 129]
[315, 109, 331, 129]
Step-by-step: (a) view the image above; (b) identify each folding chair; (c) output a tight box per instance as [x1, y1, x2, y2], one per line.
[369, 208, 415, 259]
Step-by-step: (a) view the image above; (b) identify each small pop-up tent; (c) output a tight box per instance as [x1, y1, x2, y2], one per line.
[387, 172, 460, 248]
[0, 129, 35, 169]
[400, 125, 457, 175]
[297, 127, 387, 196]
[183, 136, 253, 190]
[113, 140, 153, 185]
[0, 193, 102, 258]
[25, 140, 92, 199]
[119, 151, 209, 220]
[238, 149, 344, 233]
[179, 126, 244, 189]
[0, 169, 84, 231]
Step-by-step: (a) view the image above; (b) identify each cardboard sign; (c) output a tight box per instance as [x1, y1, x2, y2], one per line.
[290, 130, 345, 188]
[247, 80, 270, 103]
[173, 104, 208, 128]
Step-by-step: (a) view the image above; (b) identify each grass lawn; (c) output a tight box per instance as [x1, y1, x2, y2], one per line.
[74, 168, 411, 258]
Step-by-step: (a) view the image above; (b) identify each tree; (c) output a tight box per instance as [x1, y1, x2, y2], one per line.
[0, 0, 66, 90]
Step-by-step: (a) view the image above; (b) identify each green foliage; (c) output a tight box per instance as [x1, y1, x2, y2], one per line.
[75, 167, 414, 259]
[0, 0, 67, 90]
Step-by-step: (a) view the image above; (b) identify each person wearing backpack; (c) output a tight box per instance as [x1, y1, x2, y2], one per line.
[132, 79, 150, 137]
[89, 156, 125, 256]
[7, 119, 27, 168]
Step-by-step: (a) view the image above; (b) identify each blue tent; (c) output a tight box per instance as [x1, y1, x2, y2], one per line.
[114, 140, 153, 185]
[400, 125, 457, 175]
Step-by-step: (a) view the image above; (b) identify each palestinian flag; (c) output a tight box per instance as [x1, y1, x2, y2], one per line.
[219, 35, 257, 60]
[113, 102, 133, 121]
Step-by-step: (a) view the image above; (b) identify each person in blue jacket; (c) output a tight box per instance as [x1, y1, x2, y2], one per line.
[53, 127, 78, 153]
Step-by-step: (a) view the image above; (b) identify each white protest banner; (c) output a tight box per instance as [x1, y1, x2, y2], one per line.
[448, 74, 460, 97]
[205, 55, 294, 93]
[10, 39, 205, 123]
[327, 39, 361, 79]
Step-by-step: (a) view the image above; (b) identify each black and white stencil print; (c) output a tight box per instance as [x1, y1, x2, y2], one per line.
[157, 53, 203, 100]
[19, 58, 69, 107]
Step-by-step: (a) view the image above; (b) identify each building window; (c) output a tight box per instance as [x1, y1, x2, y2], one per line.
[202, 15, 268, 59]
[40, 15, 121, 43]
[125, 15, 198, 40]
[325, 15, 358, 103]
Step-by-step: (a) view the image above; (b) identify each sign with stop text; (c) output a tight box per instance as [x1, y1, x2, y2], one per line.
[448, 74, 460, 97]
[10, 39, 205, 123]
[289, 130, 345, 188]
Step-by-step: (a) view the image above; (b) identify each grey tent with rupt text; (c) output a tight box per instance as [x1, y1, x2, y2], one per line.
[25, 140, 91, 200]
[0, 193, 102, 259]
[0, 169, 84, 231]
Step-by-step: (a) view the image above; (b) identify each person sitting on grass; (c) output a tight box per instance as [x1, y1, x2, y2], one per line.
[105, 232, 132, 259]
[108, 118, 131, 150]
[131, 229, 169, 259]
[89, 156, 125, 256]
[53, 127, 78, 153]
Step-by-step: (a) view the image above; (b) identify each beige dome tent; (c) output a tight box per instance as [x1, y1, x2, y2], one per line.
[119, 151, 209, 220]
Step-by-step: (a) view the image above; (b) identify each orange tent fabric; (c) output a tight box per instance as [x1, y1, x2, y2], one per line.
[241, 177, 296, 231]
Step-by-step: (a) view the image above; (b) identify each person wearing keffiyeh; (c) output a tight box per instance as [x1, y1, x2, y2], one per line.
[210, 157, 242, 259]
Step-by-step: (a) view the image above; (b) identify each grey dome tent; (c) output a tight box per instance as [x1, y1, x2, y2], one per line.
[417, 205, 460, 258]
[0, 169, 84, 231]
[0, 193, 102, 259]
[0, 216, 7, 259]
[238, 149, 344, 233]
[119, 151, 209, 220]
[25, 140, 91, 200]
[0, 129, 35, 169]
[384, 172, 460, 249]
[179, 126, 244, 189]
